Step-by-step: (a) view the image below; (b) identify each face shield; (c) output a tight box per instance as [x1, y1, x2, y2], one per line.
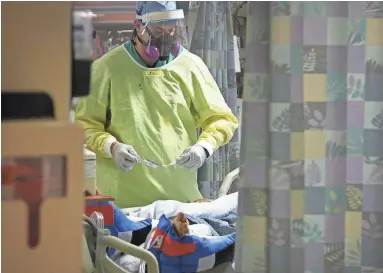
[136, 9, 188, 61]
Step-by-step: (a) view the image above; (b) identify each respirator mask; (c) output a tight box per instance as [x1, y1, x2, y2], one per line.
[135, 9, 188, 61]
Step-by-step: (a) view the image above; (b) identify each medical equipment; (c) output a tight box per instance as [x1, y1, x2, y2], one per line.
[72, 10, 94, 97]
[142, 159, 176, 168]
[3, 4, 93, 122]
[83, 213, 159, 273]
[84, 168, 239, 273]
[2, 121, 85, 273]
[84, 147, 98, 195]
[3, 2, 93, 273]
[2, 156, 67, 247]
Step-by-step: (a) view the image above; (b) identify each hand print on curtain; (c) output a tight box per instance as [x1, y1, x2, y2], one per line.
[235, 2, 383, 273]
[188, 2, 241, 199]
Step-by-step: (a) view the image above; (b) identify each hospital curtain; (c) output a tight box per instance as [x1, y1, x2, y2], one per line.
[235, 2, 383, 272]
[188, 1, 241, 199]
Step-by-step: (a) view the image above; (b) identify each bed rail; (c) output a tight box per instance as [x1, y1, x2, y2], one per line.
[218, 167, 240, 198]
[83, 214, 159, 273]
[102, 236, 159, 273]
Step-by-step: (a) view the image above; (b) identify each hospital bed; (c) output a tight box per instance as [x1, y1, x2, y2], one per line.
[83, 167, 240, 273]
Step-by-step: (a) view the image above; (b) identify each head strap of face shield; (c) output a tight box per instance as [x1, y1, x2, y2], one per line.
[136, 9, 184, 24]
[136, 1, 147, 17]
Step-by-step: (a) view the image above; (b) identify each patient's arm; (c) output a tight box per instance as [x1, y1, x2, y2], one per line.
[194, 198, 210, 203]
[84, 190, 115, 202]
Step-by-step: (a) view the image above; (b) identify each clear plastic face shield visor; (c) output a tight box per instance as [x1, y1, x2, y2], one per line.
[135, 9, 188, 61]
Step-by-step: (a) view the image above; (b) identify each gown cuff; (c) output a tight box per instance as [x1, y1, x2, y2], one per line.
[196, 140, 214, 158]
[104, 136, 117, 157]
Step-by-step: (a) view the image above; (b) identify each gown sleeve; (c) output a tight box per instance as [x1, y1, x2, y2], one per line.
[188, 57, 239, 156]
[75, 59, 117, 158]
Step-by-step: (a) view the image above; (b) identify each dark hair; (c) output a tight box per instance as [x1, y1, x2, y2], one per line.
[131, 29, 138, 45]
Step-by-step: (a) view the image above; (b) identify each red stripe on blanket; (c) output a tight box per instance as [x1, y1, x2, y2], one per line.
[150, 228, 196, 257]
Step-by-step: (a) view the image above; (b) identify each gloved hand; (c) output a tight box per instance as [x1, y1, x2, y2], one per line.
[176, 144, 207, 169]
[112, 143, 141, 172]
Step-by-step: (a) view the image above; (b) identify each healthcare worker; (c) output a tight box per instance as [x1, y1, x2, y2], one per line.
[75, 1, 238, 208]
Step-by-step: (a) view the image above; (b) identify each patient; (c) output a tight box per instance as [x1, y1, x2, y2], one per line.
[85, 189, 237, 236]
[85, 190, 237, 272]
[85, 190, 200, 237]
[112, 194, 237, 273]
[85, 190, 211, 236]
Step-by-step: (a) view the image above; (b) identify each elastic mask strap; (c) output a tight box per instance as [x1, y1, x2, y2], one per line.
[140, 22, 149, 35]
[135, 32, 150, 47]
[131, 29, 137, 45]
[144, 26, 156, 40]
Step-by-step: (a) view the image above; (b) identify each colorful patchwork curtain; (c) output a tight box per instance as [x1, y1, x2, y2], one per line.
[235, 2, 383, 272]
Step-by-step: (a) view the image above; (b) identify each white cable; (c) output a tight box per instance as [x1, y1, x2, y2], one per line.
[138, 228, 157, 273]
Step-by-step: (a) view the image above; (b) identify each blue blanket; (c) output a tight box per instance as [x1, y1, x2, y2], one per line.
[147, 207, 237, 272]
[185, 208, 237, 236]
[99, 202, 236, 272]
[148, 215, 236, 273]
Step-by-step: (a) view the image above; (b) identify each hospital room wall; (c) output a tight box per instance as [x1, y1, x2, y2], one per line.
[235, 2, 383, 272]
